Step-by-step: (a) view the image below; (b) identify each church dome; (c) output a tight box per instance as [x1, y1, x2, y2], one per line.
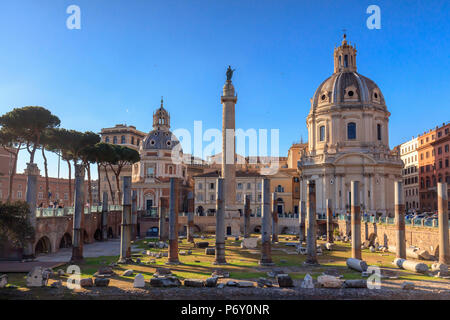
[142, 129, 181, 151]
[310, 34, 387, 112]
[142, 98, 182, 151]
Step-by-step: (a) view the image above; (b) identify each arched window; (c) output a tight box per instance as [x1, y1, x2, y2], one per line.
[131, 137, 135, 145]
[377, 124, 382, 141]
[347, 122, 356, 140]
[319, 126, 325, 142]
[113, 136, 118, 144]
[121, 136, 126, 144]
[105, 137, 110, 143]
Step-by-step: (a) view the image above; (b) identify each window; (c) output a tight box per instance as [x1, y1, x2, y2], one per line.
[247, 183, 251, 190]
[347, 122, 356, 140]
[105, 137, 110, 143]
[131, 137, 135, 145]
[377, 124, 382, 141]
[121, 136, 126, 144]
[147, 167, 155, 177]
[209, 183, 215, 190]
[237, 183, 243, 190]
[210, 194, 215, 201]
[17, 191, 22, 199]
[198, 183, 203, 190]
[113, 136, 118, 144]
[137, 139, 140, 146]
[319, 126, 325, 142]
[344, 55, 348, 68]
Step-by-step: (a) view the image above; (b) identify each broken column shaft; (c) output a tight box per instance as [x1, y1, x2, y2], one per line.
[244, 195, 251, 238]
[299, 200, 306, 243]
[305, 180, 318, 265]
[351, 181, 362, 260]
[271, 192, 279, 243]
[101, 192, 109, 241]
[215, 178, 227, 264]
[326, 198, 334, 243]
[168, 178, 180, 264]
[119, 176, 132, 263]
[159, 197, 167, 241]
[438, 182, 450, 264]
[71, 163, 85, 263]
[395, 181, 406, 259]
[260, 178, 274, 265]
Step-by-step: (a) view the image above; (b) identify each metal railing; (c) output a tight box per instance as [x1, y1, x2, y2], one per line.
[36, 204, 124, 218]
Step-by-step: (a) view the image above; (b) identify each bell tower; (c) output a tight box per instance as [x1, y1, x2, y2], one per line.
[333, 33, 357, 73]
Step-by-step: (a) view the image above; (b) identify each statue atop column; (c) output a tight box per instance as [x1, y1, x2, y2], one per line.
[226, 65, 235, 81]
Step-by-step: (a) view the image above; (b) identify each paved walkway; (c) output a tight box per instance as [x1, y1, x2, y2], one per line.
[36, 239, 140, 263]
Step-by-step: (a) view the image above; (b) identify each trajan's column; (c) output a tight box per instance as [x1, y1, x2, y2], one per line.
[221, 66, 240, 236]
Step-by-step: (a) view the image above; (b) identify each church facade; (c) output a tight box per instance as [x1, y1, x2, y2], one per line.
[298, 35, 403, 217]
[131, 99, 188, 214]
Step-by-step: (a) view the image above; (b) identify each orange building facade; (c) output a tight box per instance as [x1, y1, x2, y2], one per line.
[418, 122, 450, 212]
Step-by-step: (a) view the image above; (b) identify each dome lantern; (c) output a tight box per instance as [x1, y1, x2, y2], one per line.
[333, 33, 357, 73]
[152, 97, 170, 131]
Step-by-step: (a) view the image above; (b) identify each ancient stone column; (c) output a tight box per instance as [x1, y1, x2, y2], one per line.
[243, 195, 251, 238]
[215, 178, 227, 264]
[168, 178, 180, 264]
[326, 198, 334, 243]
[187, 211, 195, 243]
[351, 181, 362, 260]
[119, 176, 132, 264]
[23, 163, 39, 259]
[271, 193, 279, 243]
[299, 200, 306, 243]
[187, 192, 195, 243]
[158, 197, 167, 241]
[131, 190, 137, 240]
[260, 178, 274, 265]
[101, 192, 109, 241]
[71, 163, 85, 263]
[438, 182, 450, 264]
[395, 181, 406, 259]
[305, 180, 318, 265]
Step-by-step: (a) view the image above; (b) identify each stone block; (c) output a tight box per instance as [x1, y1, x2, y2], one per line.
[205, 248, 216, 255]
[276, 274, 294, 288]
[184, 279, 205, 287]
[80, 278, 94, 288]
[122, 269, 134, 277]
[317, 275, 342, 288]
[94, 278, 110, 287]
[133, 274, 146, 288]
[241, 238, 258, 249]
[205, 277, 218, 287]
[300, 274, 314, 289]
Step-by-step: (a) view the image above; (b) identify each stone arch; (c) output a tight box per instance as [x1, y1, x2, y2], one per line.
[193, 224, 201, 233]
[196, 206, 204, 216]
[59, 233, 72, 249]
[35, 236, 52, 255]
[253, 225, 261, 233]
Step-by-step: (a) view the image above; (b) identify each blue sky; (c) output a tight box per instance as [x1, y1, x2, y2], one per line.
[0, 0, 449, 179]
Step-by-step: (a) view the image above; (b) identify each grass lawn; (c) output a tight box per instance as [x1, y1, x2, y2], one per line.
[1, 234, 443, 293]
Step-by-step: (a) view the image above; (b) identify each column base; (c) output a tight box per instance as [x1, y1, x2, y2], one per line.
[117, 258, 133, 264]
[304, 259, 320, 266]
[166, 260, 181, 265]
[213, 261, 228, 265]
